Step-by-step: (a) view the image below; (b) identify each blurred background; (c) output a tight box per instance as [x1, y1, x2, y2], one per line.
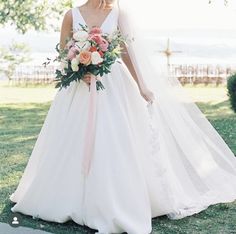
[0, 0, 236, 85]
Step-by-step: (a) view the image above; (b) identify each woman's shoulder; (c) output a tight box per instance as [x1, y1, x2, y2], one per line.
[65, 8, 73, 17]
[62, 8, 74, 22]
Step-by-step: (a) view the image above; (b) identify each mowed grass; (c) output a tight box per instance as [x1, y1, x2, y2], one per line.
[0, 83, 236, 234]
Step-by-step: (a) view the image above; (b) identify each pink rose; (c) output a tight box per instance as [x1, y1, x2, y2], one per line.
[89, 34, 103, 45]
[89, 27, 102, 35]
[67, 46, 78, 60]
[99, 39, 109, 52]
[79, 51, 92, 65]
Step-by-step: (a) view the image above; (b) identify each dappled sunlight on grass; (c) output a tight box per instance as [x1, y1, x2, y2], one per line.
[0, 81, 57, 104]
[0, 170, 24, 189]
[197, 100, 235, 118]
[184, 85, 228, 104]
[1, 154, 27, 174]
[1, 135, 38, 145]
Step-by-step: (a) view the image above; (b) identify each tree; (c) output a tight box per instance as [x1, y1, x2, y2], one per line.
[0, 0, 72, 34]
[227, 74, 236, 113]
[0, 42, 31, 81]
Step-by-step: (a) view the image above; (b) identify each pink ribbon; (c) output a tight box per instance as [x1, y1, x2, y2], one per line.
[81, 75, 98, 176]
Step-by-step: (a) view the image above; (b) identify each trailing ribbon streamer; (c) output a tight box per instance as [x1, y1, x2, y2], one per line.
[81, 75, 99, 176]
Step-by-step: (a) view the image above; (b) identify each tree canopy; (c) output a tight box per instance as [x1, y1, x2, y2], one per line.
[0, 0, 72, 34]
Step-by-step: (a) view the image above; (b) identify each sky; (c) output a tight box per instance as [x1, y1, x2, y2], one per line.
[0, 0, 236, 65]
[144, 0, 236, 30]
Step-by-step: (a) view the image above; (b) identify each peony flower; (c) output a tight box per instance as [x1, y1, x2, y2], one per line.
[79, 51, 92, 65]
[91, 51, 103, 65]
[73, 30, 89, 41]
[99, 39, 109, 52]
[71, 58, 79, 72]
[67, 46, 78, 60]
[89, 27, 102, 35]
[89, 34, 103, 45]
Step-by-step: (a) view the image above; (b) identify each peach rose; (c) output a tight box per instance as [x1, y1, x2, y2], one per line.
[79, 51, 92, 65]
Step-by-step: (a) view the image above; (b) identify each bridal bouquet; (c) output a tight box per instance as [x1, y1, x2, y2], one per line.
[44, 24, 126, 91]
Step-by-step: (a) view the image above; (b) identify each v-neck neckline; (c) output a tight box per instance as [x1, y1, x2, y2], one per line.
[76, 6, 114, 30]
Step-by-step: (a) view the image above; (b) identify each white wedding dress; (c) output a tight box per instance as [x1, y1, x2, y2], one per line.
[10, 3, 236, 234]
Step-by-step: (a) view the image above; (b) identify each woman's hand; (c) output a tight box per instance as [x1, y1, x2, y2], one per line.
[82, 73, 93, 86]
[140, 89, 155, 104]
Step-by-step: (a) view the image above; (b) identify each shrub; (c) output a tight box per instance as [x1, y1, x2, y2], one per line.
[227, 73, 236, 113]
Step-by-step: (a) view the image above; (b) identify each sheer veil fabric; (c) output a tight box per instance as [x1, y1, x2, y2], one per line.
[117, 0, 236, 218]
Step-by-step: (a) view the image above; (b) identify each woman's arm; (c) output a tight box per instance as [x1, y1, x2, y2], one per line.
[59, 10, 73, 50]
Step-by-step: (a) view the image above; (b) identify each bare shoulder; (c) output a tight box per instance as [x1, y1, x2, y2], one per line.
[60, 8, 73, 40]
[63, 9, 73, 22]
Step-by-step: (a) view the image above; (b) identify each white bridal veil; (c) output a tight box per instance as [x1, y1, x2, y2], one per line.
[118, 0, 236, 218]
[75, 0, 236, 218]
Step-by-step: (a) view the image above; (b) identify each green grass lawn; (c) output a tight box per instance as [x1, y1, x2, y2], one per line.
[0, 84, 236, 234]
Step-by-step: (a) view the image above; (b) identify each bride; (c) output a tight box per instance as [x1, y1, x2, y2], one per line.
[10, 0, 236, 233]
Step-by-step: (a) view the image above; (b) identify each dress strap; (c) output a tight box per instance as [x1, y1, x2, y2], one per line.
[72, 7, 82, 32]
[115, 0, 120, 27]
[116, 0, 120, 10]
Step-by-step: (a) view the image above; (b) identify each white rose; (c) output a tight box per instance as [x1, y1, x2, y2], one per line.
[91, 51, 103, 65]
[73, 30, 89, 41]
[75, 41, 90, 51]
[71, 58, 79, 72]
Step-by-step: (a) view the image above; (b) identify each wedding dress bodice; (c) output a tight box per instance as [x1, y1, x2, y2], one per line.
[72, 5, 119, 34]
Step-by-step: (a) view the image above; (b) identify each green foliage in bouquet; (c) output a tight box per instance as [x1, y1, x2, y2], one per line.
[227, 73, 236, 113]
